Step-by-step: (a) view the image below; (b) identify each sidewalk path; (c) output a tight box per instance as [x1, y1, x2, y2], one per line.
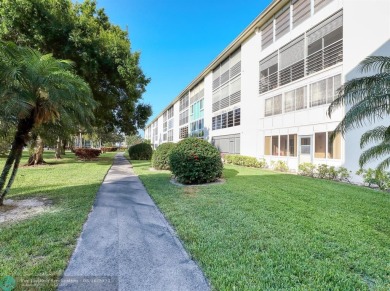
[58, 153, 210, 291]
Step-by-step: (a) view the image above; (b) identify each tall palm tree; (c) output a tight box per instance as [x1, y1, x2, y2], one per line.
[0, 41, 96, 205]
[328, 56, 390, 170]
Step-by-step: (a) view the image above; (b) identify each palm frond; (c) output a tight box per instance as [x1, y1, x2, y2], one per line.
[360, 126, 390, 148]
[359, 56, 390, 74]
[359, 142, 390, 168]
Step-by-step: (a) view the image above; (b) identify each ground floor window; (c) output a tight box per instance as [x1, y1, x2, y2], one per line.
[179, 126, 188, 139]
[264, 134, 297, 156]
[315, 131, 341, 159]
[212, 108, 240, 130]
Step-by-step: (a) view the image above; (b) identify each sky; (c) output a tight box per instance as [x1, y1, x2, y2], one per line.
[94, 0, 273, 125]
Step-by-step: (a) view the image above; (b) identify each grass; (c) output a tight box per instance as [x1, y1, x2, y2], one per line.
[0, 150, 116, 290]
[131, 160, 390, 290]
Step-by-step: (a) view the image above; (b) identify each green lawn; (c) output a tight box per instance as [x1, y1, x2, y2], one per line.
[132, 161, 390, 290]
[0, 151, 116, 290]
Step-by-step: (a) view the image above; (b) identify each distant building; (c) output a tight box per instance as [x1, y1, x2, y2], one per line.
[145, 0, 390, 179]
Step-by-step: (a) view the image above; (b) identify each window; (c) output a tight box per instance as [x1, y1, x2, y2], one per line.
[295, 87, 307, 110]
[221, 113, 227, 128]
[315, 132, 341, 159]
[272, 136, 279, 156]
[179, 93, 189, 111]
[289, 134, 297, 156]
[234, 108, 241, 126]
[262, 20, 274, 50]
[220, 85, 229, 110]
[265, 134, 297, 156]
[310, 75, 341, 107]
[275, 5, 290, 40]
[179, 109, 188, 126]
[167, 106, 174, 118]
[213, 48, 242, 92]
[314, 0, 334, 13]
[212, 90, 220, 113]
[264, 95, 282, 116]
[230, 77, 241, 105]
[284, 90, 295, 112]
[228, 111, 234, 127]
[307, 11, 343, 75]
[293, 0, 311, 28]
[301, 137, 311, 154]
[168, 130, 173, 142]
[264, 136, 271, 155]
[179, 126, 188, 139]
[315, 132, 326, 158]
[279, 36, 305, 86]
[230, 49, 241, 79]
[280, 135, 288, 156]
[328, 131, 341, 159]
[259, 52, 278, 93]
[190, 82, 204, 104]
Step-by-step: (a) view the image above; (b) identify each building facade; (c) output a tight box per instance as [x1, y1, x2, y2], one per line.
[145, 0, 390, 179]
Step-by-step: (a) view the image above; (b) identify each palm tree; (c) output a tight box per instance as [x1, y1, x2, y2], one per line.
[0, 41, 96, 205]
[328, 56, 390, 170]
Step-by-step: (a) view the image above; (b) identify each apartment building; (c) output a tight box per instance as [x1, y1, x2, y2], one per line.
[145, 0, 390, 178]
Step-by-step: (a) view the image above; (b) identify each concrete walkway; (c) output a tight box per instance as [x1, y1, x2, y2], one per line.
[58, 153, 209, 291]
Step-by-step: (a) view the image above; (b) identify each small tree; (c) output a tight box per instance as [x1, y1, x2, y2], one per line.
[0, 42, 96, 205]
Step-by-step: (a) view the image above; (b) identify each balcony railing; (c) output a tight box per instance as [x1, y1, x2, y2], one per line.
[307, 39, 343, 75]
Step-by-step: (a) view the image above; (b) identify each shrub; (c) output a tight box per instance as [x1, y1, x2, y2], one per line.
[152, 142, 176, 170]
[271, 160, 289, 172]
[298, 163, 316, 177]
[224, 154, 267, 168]
[356, 168, 390, 191]
[128, 143, 153, 160]
[317, 164, 329, 179]
[74, 148, 101, 160]
[337, 167, 351, 182]
[327, 166, 338, 180]
[169, 138, 223, 184]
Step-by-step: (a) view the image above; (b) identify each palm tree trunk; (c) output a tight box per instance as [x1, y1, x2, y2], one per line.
[28, 135, 45, 165]
[55, 137, 62, 159]
[0, 116, 33, 206]
[1, 147, 23, 201]
[61, 139, 66, 155]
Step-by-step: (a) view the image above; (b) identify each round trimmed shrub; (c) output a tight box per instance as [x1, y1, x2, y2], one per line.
[152, 142, 176, 170]
[169, 138, 223, 184]
[128, 143, 153, 160]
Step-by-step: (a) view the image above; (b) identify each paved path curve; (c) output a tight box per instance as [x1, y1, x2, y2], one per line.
[58, 153, 209, 291]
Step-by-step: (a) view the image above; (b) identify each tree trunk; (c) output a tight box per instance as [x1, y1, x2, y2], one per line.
[55, 137, 62, 159]
[61, 139, 66, 155]
[27, 135, 45, 166]
[0, 116, 34, 206]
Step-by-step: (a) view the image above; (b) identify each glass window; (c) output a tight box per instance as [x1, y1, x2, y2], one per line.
[273, 95, 282, 115]
[328, 132, 341, 159]
[272, 136, 279, 156]
[264, 136, 271, 155]
[234, 108, 241, 126]
[296, 87, 306, 110]
[311, 79, 327, 107]
[289, 134, 297, 156]
[221, 113, 227, 128]
[228, 111, 234, 127]
[315, 132, 326, 158]
[280, 135, 288, 156]
[265, 98, 273, 117]
[300, 137, 311, 154]
[284, 90, 295, 112]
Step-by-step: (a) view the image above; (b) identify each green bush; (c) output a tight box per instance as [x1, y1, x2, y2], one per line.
[224, 154, 267, 168]
[271, 160, 289, 172]
[298, 163, 316, 177]
[317, 164, 329, 179]
[128, 142, 153, 160]
[336, 167, 351, 182]
[152, 142, 176, 170]
[356, 168, 390, 191]
[169, 138, 223, 184]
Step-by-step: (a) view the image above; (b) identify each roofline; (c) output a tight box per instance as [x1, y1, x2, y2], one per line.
[146, 0, 288, 128]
